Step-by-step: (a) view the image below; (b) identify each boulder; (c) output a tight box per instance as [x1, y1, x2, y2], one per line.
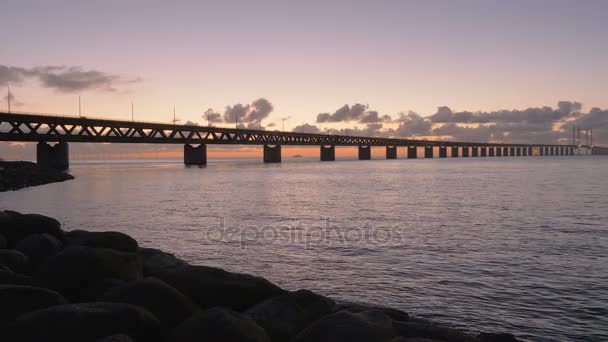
[0, 212, 64, 247]
[100, 277, 198, 331]
[477, 332, 519, 342]
[137, 247, 188, 276]
[169, 307, 270, 342]
[0, 285, 68, 324]
[335, 301, 409, 322]
[80, 278, 128, 302]
[291, 309, 395, 342]
[0, 268, 33, 286]
[246, 289, 335, 341]
[0, 250, 28, 273]
[0, 233, 7, 249]
[7, 302, 161, 342]
[154, 265, 285, 311]
[35, 246, 142, 301]
[66, 230, 138, 252]
[393, 320, 478, 342]
[15, 234, 63, 270]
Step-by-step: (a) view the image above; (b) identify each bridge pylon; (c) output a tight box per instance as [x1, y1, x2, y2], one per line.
[184, 144, 207, 165]
[37, 141, 69, 170]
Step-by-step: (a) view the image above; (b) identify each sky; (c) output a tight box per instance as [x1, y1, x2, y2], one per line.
[1, 0, 607, 158]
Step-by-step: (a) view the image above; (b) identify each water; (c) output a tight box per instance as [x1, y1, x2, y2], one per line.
[1, 156, 607, 341]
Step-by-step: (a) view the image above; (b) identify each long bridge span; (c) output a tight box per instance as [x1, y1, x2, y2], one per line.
[0, 112, 605, 170]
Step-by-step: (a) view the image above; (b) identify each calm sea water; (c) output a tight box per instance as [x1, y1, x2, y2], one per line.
[1, 156, 607, 341]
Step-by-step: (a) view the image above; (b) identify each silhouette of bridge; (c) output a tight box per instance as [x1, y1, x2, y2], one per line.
[1, 112, 605, 170]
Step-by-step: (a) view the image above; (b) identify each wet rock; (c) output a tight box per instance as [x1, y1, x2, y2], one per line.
[15, 234, 63, 270]
[100, 277, 198, 331]
[7, 302, 161, 342]
[393, 320, 478, 342]
[35, 246, 142, 301]
[81, 278, 128, 302]
[0, 161, 73, 192]
[137, 247, 188, 276]
[0, 250, 28, 273]
[246, 289, 335, 341]
[155, 265, 285, 311]
[66, 230, 138, 252]
[0, 233, 7, 249]
[169, 307, 270, 342]
[0, 212, 65, 247]
[0, 285, 68, 324]
[0, 268, 33, 286]
[477, 332, 519, 342]
[96, 335, 134, 342]
[291, 309, 395, 342]
[336, 301, 410, 322]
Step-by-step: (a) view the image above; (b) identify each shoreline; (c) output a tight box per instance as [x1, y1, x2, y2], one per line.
[0, 210, 519, 342]
[0, 161, 74, 192]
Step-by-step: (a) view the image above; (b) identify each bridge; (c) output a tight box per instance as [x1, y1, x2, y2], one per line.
[0, 112, 605, 170]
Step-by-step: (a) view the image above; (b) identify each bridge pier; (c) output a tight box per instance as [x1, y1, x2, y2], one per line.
[439, 146, 447, 158]
[516, 147, 522, 156]
[462, 147, 469, 157]
[183, 144, 207, 165]
[528, 146, 533, 156]
[358, 145, 371, 160]
[37, 141, 69, 170]
[488, 147, 495, 157]
[509, 147, 515, 156]
[424, 146, 433, 158]
[472, 146, 479, 157]
[320, 145, 335, 161]
[263, 145, 282, 163]
[407, 146, 417, 159]
[496, 147, 502, 157]
[451, 146, 459, 158]
[480, 147, 487, 157]
[386, 146, 397, 159]
[502, 146, 508, 157]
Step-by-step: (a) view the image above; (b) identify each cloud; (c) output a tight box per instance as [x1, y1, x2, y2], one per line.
[0, 64, 138, 92]
[248, 98, 273, 122]
[184, 120, 199, 126]
[394, 111, 432, 137]
[3, 90, 24, 108]
[316, 103, 368, 123]
[203, 108, 223, 124]
[293, 123, 321, 134]
[223, 98, 274, 124]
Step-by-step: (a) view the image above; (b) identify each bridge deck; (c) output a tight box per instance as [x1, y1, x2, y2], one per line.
[0, 112, 578, 148]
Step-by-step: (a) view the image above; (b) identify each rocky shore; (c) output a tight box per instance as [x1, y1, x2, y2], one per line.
[0, 161, 74, 192]
[0, 210, 519, 342]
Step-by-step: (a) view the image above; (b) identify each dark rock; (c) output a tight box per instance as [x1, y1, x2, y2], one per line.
[15, 234, 63, 270]
[154, 265, 285, 311]
[169, 307, 270, 342]
[80, 278, 128, 302]
[246, 289, 335, 341]
[137, 247, 188, 275]
[0, 269, 34, 286]
[336, 301, 410, 322]
[7, 302, 161, 342]
[0, 285, 68, 324]
[292, 309, 395, 342]
[477, 332, 519, 342]
[100, 277, 198, 331]
[96, 335, 134, 342]
[393, 320, 478, 342]
[35, 246, 142, 301]
[66, 230, 138, 252]
[0, 161, 73, 192]
[0, 249, 28, 272]
[0, 233, 7, 249]
[0, 212, 65, 247]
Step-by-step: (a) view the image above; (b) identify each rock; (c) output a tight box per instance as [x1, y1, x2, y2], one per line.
[7, 302, 161, 342]
[35, 246, 142, 301]
[246, 289, 335, 341]
[0, 269, 34, 286]
[100, 277, 198, 331]
[137, 247, 188, 275]
[169, 307, 270, 342]
[0, 250, 28, 273]
[0, 161, 74, 192]
[0, 285, 68, 324]
[477, 332, 519, 342]
[15, 234, 63, 270]
[336, 301, 410, 322]
[154, 265, 286, 311]
[0, 233, 7, 249]
[66, 230, 138, 252]
[291, 309, 395, 342]
[96, 335, 134, 342]
[0, 212, 64, 247]
[393, 320, 478, 342]
[80, 278, 128, 302]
